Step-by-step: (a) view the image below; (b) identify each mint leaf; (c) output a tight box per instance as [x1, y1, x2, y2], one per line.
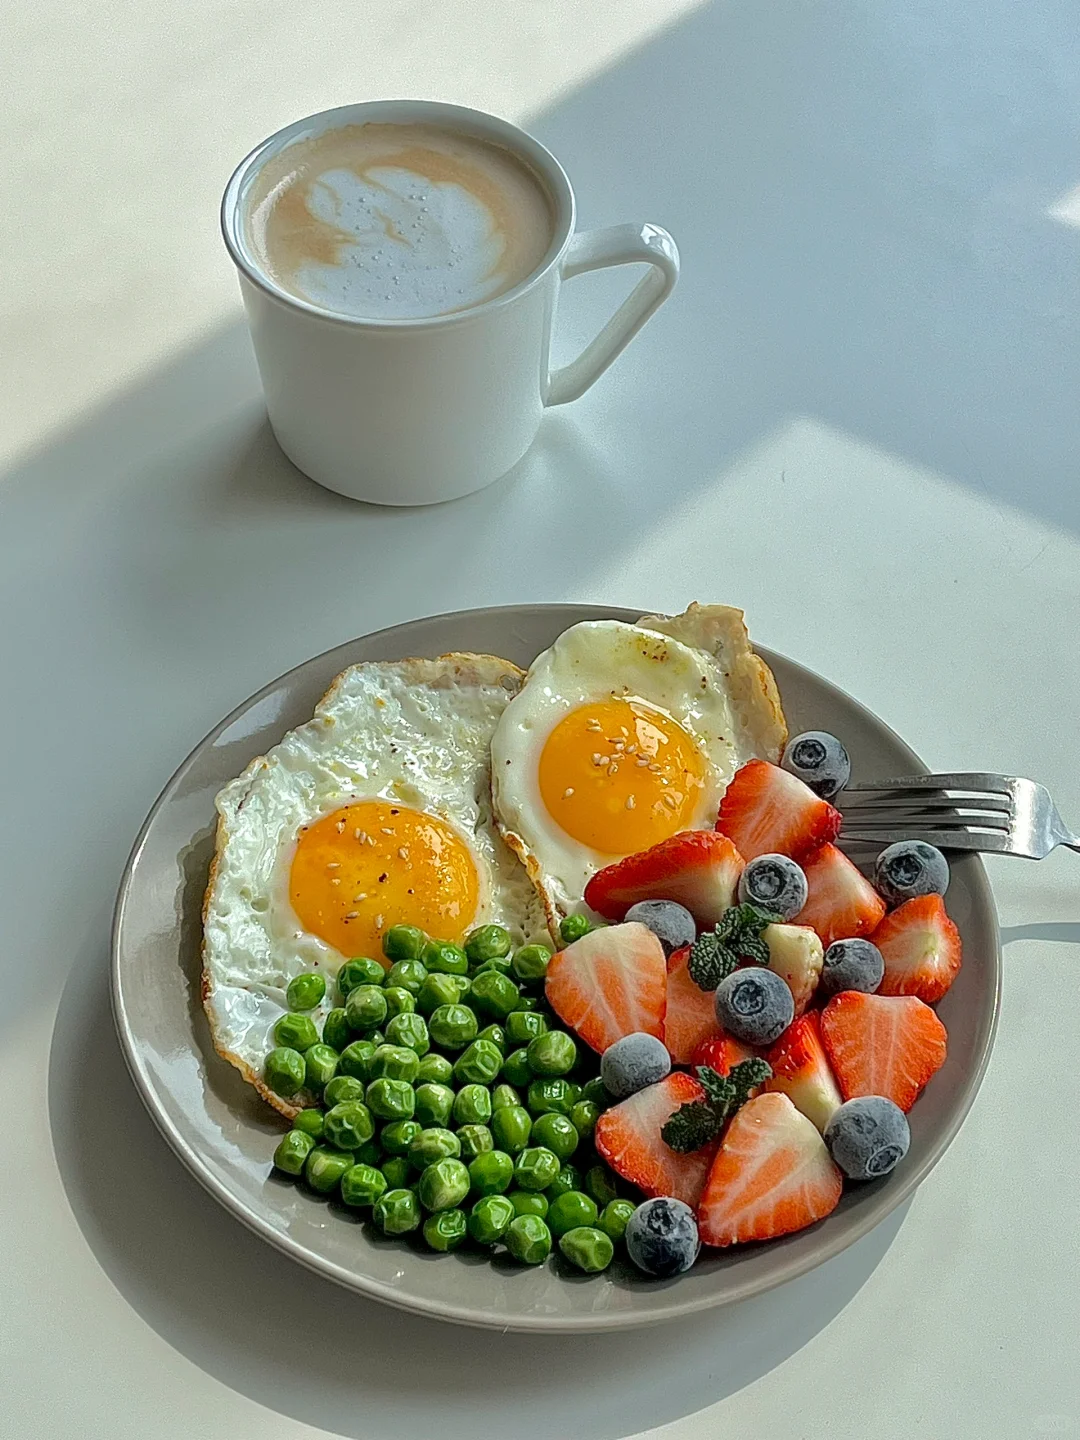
[728, 1057, 772, 1105]
[661, 1101, 718, 1154]
[686, 903, 781, 991]
[661, 1059, 773, 1153]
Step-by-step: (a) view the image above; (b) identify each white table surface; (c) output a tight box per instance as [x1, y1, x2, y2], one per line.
[3, 1, 1079, 1435]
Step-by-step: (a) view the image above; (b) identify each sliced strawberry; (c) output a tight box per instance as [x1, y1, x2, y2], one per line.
[663, 946, 721, 1063]
[795, 844, 887, 948]
[764, 922, 823, 1014]
[583, 830, 744, 928]
[820, 991, 947, 1112]
[691, 1031, 759, 1075]
[595, 1072, 717, 1207]
[871, 894, 962, 1003]
[545, 921, 666, 1054]
[715, 760, 841, 863]
[697, 1092, 843, 1246]
[764, 1012, 842, 1133]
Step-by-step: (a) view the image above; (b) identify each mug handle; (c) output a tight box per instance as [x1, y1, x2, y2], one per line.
[545, 223, 680, 407]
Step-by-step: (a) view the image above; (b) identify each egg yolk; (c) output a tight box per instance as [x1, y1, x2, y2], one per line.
[288, 801, 479, 962]
[537, 698, 707, 855]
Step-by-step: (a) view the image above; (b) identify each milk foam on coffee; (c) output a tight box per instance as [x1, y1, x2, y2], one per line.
[245, 122, 556, 320]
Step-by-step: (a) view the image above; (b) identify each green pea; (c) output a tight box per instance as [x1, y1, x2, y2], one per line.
[559, 1225, 614, 1273]
[382, 986, 416, 1020]
[491, 1104, 532, 1155]
[381, 1119, 422, 1155]
[598, 1198, 636, 1243]
[428, 1003, 478, 1052]
[286, 971, 326, 1012]
[383, 924, 427, 962]
[373, 1187, 421, 1235]
[570, 1100, 600, 1141]
[381, 1156, 411, 1189]
[293, 1108, 325, 1139]
[509, 1190, 548, 1218]
[354, 1139, 383, 1168]
[471, 954, 514, 977]
[527, 1031, 577, 1077]
[423, 1208, 468, 1251]
[304, 1041, 340, 1091]
[546, 1163, 582, 1200]
[531, 1111, 579, 1161]
[477, 1023, 506, 1051]
[422, 940, 469, 976]
[345, 984, 388, 1032]
[338, 1038, 377, 1082]
[273, 1129, 315, 1175]
[264, 1046, 306, 1098]
[303, 1146, 353, 1194]
[340, 1162, 387, 1208]
[408, 1127, 461, 1170]
[273, 1013, 319, 1052]
[501, 1048, 533, 1088]
[491, 1083, 521, 1111]
[456, 1123, 494, 1159]
[447, 1085, 488, 1128]
[559, 914, 593, 945]
[418, 1157, 470, 1212]
[514, 994, 542, 1012]
[464, 924, 512, 965]
[322, 1007, 352, 1053]
[547, 1190, 599, 1237]
[505, 1214, 551, 1264]
[527, 1077, 576, 1117]
[322, 1074, 366, 1107]
[505, 1010, 547, 1046]
[411, 1081, 453, 1128]
[470, 968, 521, 1021]
[417, 973, 462, 1015]
[365, 1077, 415, 1121]
[368, 1044, 420, 1083]
[514, 1146, 561, 1192]
[384, 1011, 430, 1056]
[468, 1193, 515, 1245]
[337, 957, 386, 999]
[584, 1164, 621, 1209]
[415, 1052, 453, 1086]
[386, 958, 428, 995]
[512, 944, 552, 984]
[468, 1149, 514, 1196]
[323, 1101, 375, 1151]
[368, 1031, 386, 1048]
[581, 1077, 612, 1110]
[453, 1039, 502, 1086]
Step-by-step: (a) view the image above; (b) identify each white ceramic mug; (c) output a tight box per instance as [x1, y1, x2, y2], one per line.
[221, 100, 679, 506]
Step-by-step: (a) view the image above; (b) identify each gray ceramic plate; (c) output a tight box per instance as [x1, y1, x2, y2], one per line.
[111, 604, 1000, 1332]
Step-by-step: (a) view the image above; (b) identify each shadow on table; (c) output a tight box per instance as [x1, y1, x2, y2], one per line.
[48, 943, 906, 1440]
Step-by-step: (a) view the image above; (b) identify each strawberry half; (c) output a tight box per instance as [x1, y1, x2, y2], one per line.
[545, 921, 666, 1054]
[584, 830, 744, 928]
[820, 990, 947, 1112]
[764, 922, 823, 1014]
[697, 1092, 843, 1246]
[664, 946, 722, 1063]
[795, 844, 887, 948]
[691, 1031, 759, 1075]
[715, 760, 841, 862]
[764, 1012, 842, 1133]
[595, 1072, 718, 1207]
[871, 894, 962, 1003]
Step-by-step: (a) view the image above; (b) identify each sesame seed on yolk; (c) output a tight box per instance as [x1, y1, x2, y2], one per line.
[289, 801, 478, 960]
[537, 698, 706, 854]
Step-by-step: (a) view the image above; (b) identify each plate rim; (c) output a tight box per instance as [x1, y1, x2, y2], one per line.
[111, 602, 1002, 1331]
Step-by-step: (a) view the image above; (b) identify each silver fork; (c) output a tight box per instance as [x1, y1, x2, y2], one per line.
[839, 773, 1080, 859]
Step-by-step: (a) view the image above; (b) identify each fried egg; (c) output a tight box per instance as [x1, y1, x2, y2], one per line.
[202, 654, 544, 1115]
[490, 604, 787, 932]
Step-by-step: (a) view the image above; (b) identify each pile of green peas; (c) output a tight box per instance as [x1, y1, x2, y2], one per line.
[266, 920, 634, 1273]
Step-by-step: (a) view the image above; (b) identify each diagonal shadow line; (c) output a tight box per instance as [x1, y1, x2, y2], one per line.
[1000, 922, 1080, 946]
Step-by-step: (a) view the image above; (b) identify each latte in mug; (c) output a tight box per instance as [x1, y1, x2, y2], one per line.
[244, 121, 557, 321]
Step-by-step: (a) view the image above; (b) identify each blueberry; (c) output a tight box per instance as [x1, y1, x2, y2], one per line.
[824, 1096, 910, 1180]
[820, 937, 884, 996]
[782, 731, 851, 800]
[600, 1032, 672, 1099]
[625, 1196, 700, 1277]
[624, 900, 696, 956]
[714, 967, 794, 1046]
[737, 854, 808, 920]
[874, 840, 950, 907]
